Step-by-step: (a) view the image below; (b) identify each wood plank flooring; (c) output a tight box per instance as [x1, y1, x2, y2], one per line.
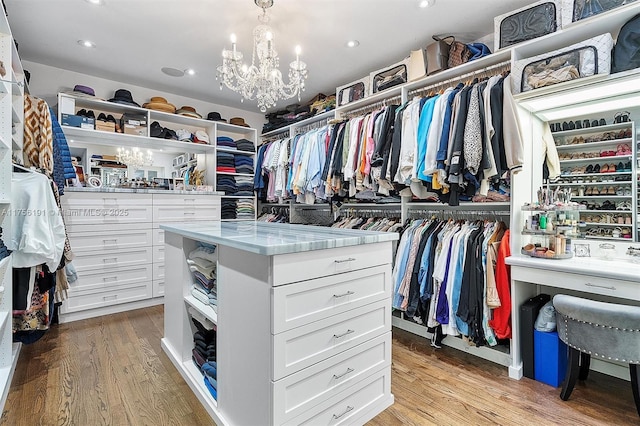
[1, 307, 637, 425]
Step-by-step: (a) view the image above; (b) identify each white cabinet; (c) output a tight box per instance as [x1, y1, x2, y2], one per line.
[161, 222, 396, 425]
[60, 191, 221, 319]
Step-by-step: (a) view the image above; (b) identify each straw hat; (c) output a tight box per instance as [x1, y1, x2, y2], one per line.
[143, 96, 176, 113]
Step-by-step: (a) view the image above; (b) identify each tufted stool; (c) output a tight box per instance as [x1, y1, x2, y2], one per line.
[553, 294, 640, 416]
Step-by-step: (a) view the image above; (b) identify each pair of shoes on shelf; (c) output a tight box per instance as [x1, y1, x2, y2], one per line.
[76, 109, 95, 119]
[616, 143, 632, 156]
[96, 113, 117, 124]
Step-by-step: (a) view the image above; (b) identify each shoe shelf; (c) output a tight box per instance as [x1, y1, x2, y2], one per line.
[559, 154, 632, 164]
[550, 122, 632, 138]
[583, 222, 632, 227]
[559, 171, 632, 178]
[549, 181, 632, 187]
[584, 235, 632, 241]
[572, 195, 630, 199]
[579, 209, 632, 214]
[555, 138, 632, 150]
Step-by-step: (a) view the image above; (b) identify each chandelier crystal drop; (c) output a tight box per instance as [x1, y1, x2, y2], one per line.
[116, 147, 153, 170]
[216, 0, 308, 113]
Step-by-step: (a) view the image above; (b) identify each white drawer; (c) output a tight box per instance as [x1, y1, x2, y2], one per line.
[273, 299, 390, 379]
[61, 195, 152, 225]
[153, 194, 221, 206]
[152, 279, 164, 297]
[152, 205, 220, 223]
[273, 333, 391, 424]
[68, 228, 152, 252]
[153, 245, 165, 263]
[153, 228, 164, 246]
[63, 282, 152, 313]
[283, 367, 390, 426]
[153, 262, 165, 281]
[272, 265, 390, 333]
[72, 265, 152, 292]
[63, 192, 152, 206]
[272, 242, 391, 286]
[72, 247, 152, 273]
[513, 267, 640, 301]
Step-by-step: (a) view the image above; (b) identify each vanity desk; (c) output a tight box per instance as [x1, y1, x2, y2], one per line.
[507, 254, 640, 380]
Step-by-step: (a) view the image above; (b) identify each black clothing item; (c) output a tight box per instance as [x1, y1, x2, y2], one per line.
[448, 85, 473, 178]
[388, 107, 405, 183]
[321, 124, 340, 181]
[489, 77, 507, 176]
[371, 105, 398, 168]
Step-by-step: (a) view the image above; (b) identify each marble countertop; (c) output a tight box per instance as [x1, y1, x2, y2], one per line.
[506, 255, 640, 282]
[160, 222, 398, 255]
[65, 187, 221, 195]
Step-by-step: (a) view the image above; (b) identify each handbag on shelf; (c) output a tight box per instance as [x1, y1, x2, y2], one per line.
[426, 36, 452, 75]
[498, 2, 557, 49]
[446, 37, 471, 68]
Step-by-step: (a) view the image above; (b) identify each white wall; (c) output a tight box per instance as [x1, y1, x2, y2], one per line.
[23, 60, 266, 130]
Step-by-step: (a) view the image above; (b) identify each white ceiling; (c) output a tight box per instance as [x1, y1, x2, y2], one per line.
[6, 0, 533, 113]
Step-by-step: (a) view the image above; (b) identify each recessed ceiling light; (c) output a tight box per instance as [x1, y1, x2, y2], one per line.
[346, 40, 360, 48]
[185, 68, 196, 76]
[85, 0, 103, 4]
[78, 40, 95, 48]
[161, 67, 185, 77]
[419, 0, 435, 7]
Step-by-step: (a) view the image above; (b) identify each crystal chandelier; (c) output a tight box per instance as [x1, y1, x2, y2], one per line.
[116, 147, 153, 170]
[216, 0, 308, 112]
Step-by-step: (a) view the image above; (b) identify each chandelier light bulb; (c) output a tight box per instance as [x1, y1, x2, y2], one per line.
[266, 32, 273, 41]
[295, 45, 301, 55]
[230, 34, 237, 44]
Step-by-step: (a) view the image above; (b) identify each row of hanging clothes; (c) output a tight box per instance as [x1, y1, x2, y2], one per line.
[8, 94, 76, 343]
[392, 214, 511, 348]
[331, 209, 403, 232]
[256, 206, 290, 223]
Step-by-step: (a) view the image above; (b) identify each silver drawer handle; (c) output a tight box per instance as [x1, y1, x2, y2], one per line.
[332, 367, 354, 380]
[334, 258, 356, 264]
[333, 291, 355, 298]
[332, 406, 354, 420]
[102, 276, 117, 282]
[103, 239, 117, 243]
[184, 211, 196, 215]
[585, 282, 616, 290]
[103, 258, 118, 263]
[333, 329, 355, 339]
[103, 295, 118, 300]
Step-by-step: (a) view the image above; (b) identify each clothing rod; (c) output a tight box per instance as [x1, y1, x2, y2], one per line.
[408, 61, 511, 97]
[12, 163, 35, 173]
[343, 95, 402, 118]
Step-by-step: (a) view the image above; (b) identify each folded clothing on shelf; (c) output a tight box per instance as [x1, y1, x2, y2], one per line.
[217, 136, 236, 150]
[234, 154, 254, 175]
[216, 175, 237, 194]
[222, 199, 237, 219]
[236, 198, 255, 219]
[235, 138, 255, 152]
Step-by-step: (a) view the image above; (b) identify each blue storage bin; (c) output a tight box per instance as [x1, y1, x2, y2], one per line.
[534, 329, 568, 387]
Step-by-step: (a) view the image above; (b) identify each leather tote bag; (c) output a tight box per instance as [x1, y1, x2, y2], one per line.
[573, 0, 637, 22]
[446, 37, 471, 68]
[426, 36, 451, 75]
[499, 2, 557, 49]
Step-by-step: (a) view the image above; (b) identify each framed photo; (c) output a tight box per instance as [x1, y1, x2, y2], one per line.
[74, 165, 86, 186]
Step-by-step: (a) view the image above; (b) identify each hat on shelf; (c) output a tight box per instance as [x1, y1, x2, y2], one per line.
[108, 89, 140, 107]
[143, 96, 176, 113]
[230, 117, 250, 127]
[193, 130, 210, 144]
[62, 84, 105, 100]
[176, 106, 202, 119]
[175, 129, 193, 142]
[206, 111, 227, 122]
[73, 85, 95, 96]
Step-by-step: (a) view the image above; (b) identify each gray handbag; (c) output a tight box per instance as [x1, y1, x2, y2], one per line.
[426, 36, 452, 75]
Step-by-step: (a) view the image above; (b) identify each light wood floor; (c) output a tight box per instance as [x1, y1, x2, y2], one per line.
[1, 306, 637, 425]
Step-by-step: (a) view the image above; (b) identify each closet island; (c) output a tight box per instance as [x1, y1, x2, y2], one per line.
[161, 221, 398, 425]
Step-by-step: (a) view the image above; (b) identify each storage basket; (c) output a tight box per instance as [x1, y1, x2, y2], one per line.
[561, 0, 638, 25]
[336, 77, 369, 107]
[494, 0, 562, 51]
[369, 58, 409, 94]
[512, 33, 613, 93]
